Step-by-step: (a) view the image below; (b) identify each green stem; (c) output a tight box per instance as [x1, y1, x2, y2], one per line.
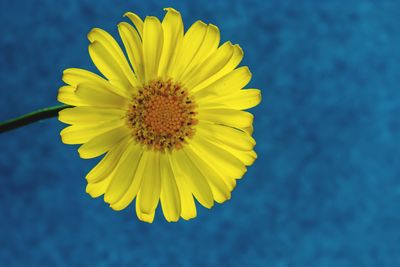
[0, 104, 71, 134]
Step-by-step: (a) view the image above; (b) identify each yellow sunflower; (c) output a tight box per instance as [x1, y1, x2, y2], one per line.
[57, 8, 261, 223]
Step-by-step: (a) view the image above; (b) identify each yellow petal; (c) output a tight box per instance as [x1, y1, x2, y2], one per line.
[57, 86, 85, 106]
[179, 24, 220, 81]
[86, 177, 112, 198]
[110, 150, 148, 211]
[243, 124, 254, 135]
[169, 153, 197, 220]
[88, 28, 125, 59]
[143, 16, 163, 82]
[184, 145, 231, 203]
[221, 44, 244, 73]
[60, 119, 125, 145]
[198, 108, 254, 129]
[135, 192, 156, 223]
[74, 83, 129, 109]
[182, 41, 233, 89]
[62, 68, 127, 98]
[159, 8, 184, 78]
[170, 20, 208, 79]
[193, 66, 252, 98]
[197, 122, 255, 151]
[124, 12, 144, 37]
[103, 141, 142, 205]
[78, 126, 130, 159]
[197, 125, 256, 166]
[197, 89, 261, 110]
[88, 41, 133, 97]
[192, 44, 244, 92]
[62, 68, 108, 88]
[88, 28, 139, 88]
[221, 145, 257, 166]
[137, 151, 161, 215]
[223, 176, 237, 191]
[191, 134, 246, 179]
[58, 106, 126, 124]
[86, 136, 130, 183]
[118, 22, 145, 84]
[159, 153, 181, 222]
[173, 149, 214, 209]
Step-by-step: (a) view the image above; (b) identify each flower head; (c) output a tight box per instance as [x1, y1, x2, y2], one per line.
[58, 8, 261, 223]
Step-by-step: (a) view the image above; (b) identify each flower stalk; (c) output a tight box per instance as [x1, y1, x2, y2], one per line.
[0, 104, 70, 133]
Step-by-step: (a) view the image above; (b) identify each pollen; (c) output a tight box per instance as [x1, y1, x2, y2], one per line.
[127, 79, 198, 151]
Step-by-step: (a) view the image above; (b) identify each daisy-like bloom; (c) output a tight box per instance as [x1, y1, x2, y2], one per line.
[58, 8, 261, 223]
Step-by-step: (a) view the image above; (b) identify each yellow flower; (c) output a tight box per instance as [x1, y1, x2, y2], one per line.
[57, 8, 261, 223]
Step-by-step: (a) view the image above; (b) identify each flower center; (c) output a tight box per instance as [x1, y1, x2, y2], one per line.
[127, 79, 198, 151]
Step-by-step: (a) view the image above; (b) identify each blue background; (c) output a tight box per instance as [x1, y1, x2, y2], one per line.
[1, 1, 399, 266]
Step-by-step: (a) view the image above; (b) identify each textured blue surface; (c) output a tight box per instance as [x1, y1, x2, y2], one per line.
[1, 1, 400, 266]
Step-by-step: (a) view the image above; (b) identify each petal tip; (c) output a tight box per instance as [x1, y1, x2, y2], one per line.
[194, 20, 207, 27]
[123, 11, 134, 18]
[87, 28, 103, 43]
[137, 212, 155, 223]
[181, 214, 197, 221]
[145, 16, 161, 23]
[77, 147, 92, 159]
[163, 7, 179, 14]
[109, 203, 125, 211]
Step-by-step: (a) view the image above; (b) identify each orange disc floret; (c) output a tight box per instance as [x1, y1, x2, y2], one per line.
[127, 79, 198, 151]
